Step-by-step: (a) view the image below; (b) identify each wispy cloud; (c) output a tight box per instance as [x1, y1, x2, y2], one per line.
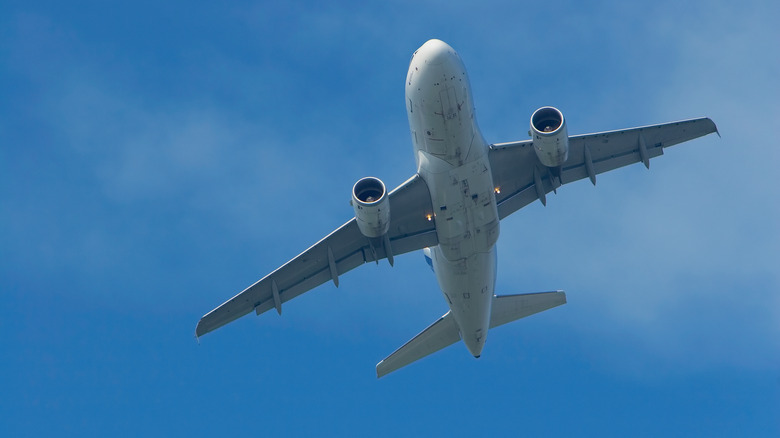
[2, 2, 778, 435]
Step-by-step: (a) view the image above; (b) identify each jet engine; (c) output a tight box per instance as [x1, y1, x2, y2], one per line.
[530, 106, 569, 167]
[351, 176, 390, 238]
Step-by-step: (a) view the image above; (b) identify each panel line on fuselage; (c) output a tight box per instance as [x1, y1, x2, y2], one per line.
[406, 40, 500, 357]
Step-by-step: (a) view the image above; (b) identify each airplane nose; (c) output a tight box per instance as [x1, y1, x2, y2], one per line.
[416, 39, 457, 66]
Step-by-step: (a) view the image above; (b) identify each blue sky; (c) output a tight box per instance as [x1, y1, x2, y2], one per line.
[2, 0, 778, 436]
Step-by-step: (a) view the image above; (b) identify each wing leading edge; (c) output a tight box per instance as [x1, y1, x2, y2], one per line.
[195, 174, 438, 337]
[489, 117, 719, 219]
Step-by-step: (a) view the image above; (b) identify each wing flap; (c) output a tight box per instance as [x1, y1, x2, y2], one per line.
[376, 311, 460, 378]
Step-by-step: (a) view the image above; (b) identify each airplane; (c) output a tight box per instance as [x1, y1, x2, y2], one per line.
[195, 39, 718, 378]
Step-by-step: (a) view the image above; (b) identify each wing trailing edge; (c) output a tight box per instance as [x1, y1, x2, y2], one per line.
[490, 117, 719, 220]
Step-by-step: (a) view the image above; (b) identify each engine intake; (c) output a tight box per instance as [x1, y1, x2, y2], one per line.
[351, 177, 390, 238]
[531, 106, 569, 167]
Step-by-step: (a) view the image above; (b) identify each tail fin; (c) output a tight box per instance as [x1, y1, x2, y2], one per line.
[375, 291, 566, 378]
[490, 291, 566, 328]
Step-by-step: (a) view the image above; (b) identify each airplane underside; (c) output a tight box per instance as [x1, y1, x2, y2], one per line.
[195, 38, 718, 378]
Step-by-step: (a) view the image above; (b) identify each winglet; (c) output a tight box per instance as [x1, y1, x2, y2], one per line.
[700, 117, 719, 138]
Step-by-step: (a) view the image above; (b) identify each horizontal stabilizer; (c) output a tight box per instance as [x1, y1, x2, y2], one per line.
[490, 291, 567, 328]
[376, 291, 566, 378]
[376, 311, 460, 378]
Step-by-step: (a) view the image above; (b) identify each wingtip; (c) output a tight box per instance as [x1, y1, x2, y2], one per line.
[195, 320, 208, 339]
[194, 324, 202, 344]
[705, 117, 720, 138]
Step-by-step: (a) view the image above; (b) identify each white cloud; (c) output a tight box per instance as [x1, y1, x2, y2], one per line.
[482, 0, 780, 375]
[6, 1, 777, 376]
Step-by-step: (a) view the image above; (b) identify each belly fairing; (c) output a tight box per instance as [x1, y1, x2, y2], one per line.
[406, 40, 499, 261]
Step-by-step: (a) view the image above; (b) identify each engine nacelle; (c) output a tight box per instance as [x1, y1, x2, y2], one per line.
[351, 176, 390, 238]
[530, 106, 569, 167]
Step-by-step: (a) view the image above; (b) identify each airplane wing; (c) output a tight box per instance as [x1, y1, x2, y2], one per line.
[195, 175, 438, 337]
[489, 118, 719, 219]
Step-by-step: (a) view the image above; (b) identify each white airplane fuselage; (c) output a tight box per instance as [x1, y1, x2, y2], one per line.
[406, 39, 500, 357]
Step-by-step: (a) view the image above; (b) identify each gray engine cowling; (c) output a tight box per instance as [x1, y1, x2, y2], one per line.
[351, 177, 390, 238]
[531, 106, 569, 167]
